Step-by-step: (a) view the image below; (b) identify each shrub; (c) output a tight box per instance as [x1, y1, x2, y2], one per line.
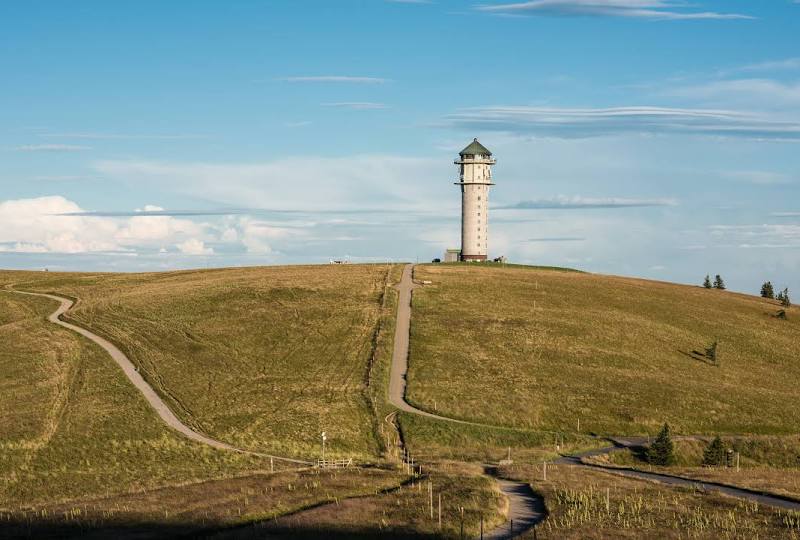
[703, 275, 712, 289]
[647, 423, 676, 466]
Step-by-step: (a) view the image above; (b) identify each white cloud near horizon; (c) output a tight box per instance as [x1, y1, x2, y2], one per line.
[446, 106, 800, 140]
[0, 197, 212, 255]
[475, 0, 753, 20]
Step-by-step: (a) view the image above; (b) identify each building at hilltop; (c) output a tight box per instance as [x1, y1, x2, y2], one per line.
[452, 138, 495, 261]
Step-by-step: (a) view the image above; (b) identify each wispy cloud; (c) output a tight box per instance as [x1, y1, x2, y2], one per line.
[527, 236, 586, 242]
[38, 132, 207, 140]
[446, 106, 800, 140]
[721, 170, 795, 186]
[771, 212, 800, 218]
[322, 102, 389, 110]
[15, 144, 91, 152]
[32, 175, 97, 182]
[709, 224, 800, 248]
[723, 58, 800, 75]
[665, 79, 800, 108]
[475, 0, 753, 20]
[496, 196, 677, 210]
[279, 76, 389, 84]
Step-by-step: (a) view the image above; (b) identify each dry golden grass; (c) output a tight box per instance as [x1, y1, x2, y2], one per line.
[218, 461, 506, 539]
[4, 264, 397, 460]
[504, 463, 800, 539]
[409, 264, 800, 435]
[0, 467, 407, 539]
[0, 290, 265, 508]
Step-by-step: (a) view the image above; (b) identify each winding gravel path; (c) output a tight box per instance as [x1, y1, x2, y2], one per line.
[10, 289, 311, 465]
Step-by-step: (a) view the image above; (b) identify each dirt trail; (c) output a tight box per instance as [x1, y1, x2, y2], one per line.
[10, 289, 310, 466]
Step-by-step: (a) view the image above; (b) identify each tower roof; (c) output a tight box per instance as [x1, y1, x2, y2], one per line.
[459, 138, 492, 156]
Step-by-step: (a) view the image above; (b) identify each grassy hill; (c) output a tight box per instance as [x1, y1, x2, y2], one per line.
[2, 264, 398, 460]
[0, 290, 263, 508]
[407, 264, 799, 436]
[3, 262, 799, 538]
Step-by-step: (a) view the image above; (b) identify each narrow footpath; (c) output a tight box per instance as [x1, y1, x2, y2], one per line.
[9, 288, 311, 466]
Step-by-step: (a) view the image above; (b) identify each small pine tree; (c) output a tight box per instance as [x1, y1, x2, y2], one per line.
[761, 281, 775, 299]
[780, 288, 791, 308]
[648, 423, 676, 466]
[702, 436, 727, 466]
[713, 275, 726, 290]
[705, 341, 718, 363]
[703, 275, 712, 289]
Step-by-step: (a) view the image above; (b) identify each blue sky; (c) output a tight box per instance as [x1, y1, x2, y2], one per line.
[1, 0, 799, 295]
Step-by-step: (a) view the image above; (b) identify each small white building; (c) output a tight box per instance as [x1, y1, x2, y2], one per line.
[454, 139, 495, 261]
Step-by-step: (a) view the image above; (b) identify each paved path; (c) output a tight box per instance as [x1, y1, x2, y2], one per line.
[10, 289, 311, 465]
[389, 264, 486, 425]
[483, 468, 546, 540]
[558, 439, 800, 512]
[387, 265, 545, 538]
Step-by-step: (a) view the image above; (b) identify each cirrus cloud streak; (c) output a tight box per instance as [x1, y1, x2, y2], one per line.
[446, 106, 800, 140]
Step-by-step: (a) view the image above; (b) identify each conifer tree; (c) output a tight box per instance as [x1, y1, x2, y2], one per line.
[647, 423, 676, 466]
[703, 275, 712, 289]
[780, 288, 791, 308]
[705, 341, 718, 363]
[713, 275, 726, 290]
[761, 281, 775, 299]
[702, 436, 726, 466]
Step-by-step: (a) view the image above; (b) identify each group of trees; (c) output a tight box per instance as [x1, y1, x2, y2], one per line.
[702, 275, 726, 290]
[761, 281, 791, 307]
[647, 424, 733, 468]
[703, 276, 791, 308]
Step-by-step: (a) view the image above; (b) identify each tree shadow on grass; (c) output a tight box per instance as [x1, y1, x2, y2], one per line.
[677, 349, 717, 367]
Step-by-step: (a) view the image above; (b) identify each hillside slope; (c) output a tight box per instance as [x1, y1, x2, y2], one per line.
[2, 264, 397, 459]
[408, 264, 799, 435]
[0, 291, 262, 507]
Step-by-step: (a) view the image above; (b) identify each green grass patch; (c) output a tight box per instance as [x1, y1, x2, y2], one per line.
[408, 264, 800, 436]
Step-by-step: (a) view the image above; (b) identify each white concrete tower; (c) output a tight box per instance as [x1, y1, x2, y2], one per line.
[455, 138, 495, 261]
